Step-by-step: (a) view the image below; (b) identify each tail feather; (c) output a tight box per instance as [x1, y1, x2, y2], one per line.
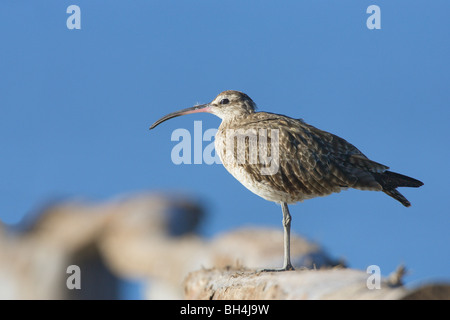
[373, 171, 423, 207]
[382, 189, 411, 207]
[380, 171, 424, 188]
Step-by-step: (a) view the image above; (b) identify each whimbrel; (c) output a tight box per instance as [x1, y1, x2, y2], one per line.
[150, 90, 423, 271]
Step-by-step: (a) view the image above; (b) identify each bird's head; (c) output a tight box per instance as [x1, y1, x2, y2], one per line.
[149, 90, 257, 129]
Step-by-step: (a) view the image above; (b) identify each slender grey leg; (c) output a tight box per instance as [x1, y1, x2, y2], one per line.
[259, 202, 295, 272]
[281, 202, 295, 271]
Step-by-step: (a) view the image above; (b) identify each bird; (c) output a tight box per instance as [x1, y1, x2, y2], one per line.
[149, 90, 423, 271]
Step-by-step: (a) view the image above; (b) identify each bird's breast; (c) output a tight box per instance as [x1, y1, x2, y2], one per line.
[214, 124, 315, 203]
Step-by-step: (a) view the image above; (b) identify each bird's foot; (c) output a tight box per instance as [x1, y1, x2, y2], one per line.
[258, 264, 295, 272]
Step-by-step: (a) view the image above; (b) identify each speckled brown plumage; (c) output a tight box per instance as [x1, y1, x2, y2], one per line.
[215, 109, 422, 206]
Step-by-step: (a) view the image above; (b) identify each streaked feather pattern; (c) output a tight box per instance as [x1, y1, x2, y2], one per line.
[215, 111, 422, 205]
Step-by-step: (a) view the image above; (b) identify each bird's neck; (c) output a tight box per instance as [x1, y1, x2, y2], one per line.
[218, 111, 255, 127]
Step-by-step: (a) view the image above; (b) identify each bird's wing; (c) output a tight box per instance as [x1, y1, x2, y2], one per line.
[298, 120, 389, 173]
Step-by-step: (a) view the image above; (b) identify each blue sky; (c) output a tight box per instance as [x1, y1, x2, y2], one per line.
[1, 0, 449, 288]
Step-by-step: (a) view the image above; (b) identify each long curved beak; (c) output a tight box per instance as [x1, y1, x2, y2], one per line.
[149, 103, 212, 130]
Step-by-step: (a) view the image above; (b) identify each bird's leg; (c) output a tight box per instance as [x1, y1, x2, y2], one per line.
[281, 202, 295, 271]
[259, 202, 295, 272]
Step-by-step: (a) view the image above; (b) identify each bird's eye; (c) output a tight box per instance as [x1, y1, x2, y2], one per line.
[220, 98, 230, 105]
